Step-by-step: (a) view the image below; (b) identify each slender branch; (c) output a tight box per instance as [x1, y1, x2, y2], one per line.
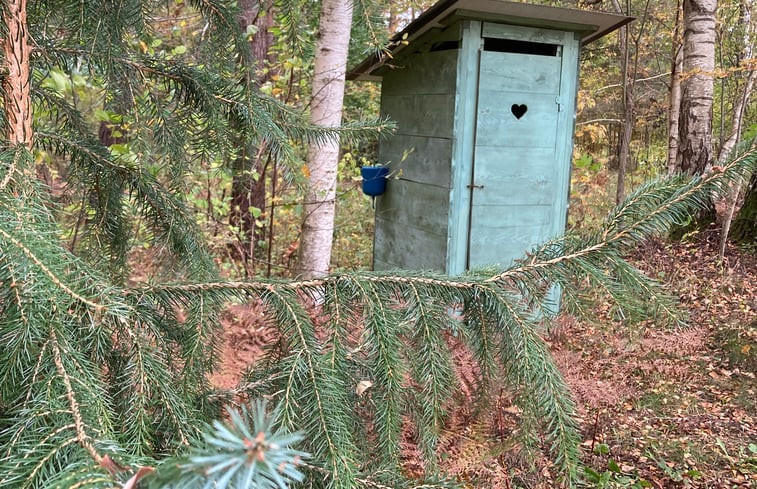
[596, 71, 672, 91]
[0, 226, 104, 311]
[50, 329, 103, 464]
[0, 146, 24, 192]
[267, 288, 343, 483]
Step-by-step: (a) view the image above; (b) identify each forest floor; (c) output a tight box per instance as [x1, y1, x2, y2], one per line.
[210, 229, 756, 488]
[545, 231, 756, 489]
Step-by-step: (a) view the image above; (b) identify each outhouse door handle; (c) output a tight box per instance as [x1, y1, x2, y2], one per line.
[467, 183, 484, 189]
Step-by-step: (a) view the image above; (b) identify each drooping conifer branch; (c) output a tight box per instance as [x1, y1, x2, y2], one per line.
[1, 0, 755, 485]
[50, 329, 104, 464]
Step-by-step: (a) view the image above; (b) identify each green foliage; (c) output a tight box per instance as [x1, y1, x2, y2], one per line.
[574, 153, 602, 173]
[1, 136, 756, 487]
[147, 401, 307, 489]
[585, 444, 652, 488]
[3, 1, 757, 487]
[23, 0, 390, 281]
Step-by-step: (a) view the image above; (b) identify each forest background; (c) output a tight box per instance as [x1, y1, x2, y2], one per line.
[0, 0, 755, 488]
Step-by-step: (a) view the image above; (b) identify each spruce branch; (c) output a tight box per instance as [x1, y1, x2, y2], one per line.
[0, 224, 104, 311]
[50, 329, 104, 464]
[4, 2, 756, 483]
[146, 401, 307, 489]
[261, 287, 359, 489]
[404, 282, 455, 467]
[350, 277, 405, 470]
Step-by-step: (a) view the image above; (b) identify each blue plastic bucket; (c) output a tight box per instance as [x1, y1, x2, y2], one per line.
[361, 166, 389, 197]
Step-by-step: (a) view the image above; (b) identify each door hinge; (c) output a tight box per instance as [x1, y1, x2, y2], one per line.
[556, 97, 562, 112]
[467, 183, 484, 189]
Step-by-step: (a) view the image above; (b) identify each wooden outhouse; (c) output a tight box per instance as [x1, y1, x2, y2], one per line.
[350, 0, 632, 274]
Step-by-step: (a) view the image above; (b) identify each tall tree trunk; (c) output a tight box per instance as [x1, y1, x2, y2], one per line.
[676, 0, 718, 175]
[613, 0, 631, 204]
[716, 0, 754, 257]
[716, 0, 754, 162]
[230, 0, 275, 272]
[296, 0, 354, 278]
[667, 0, 684, 174]
[611, 0, 651, 204]
[2, 0, 32, 148]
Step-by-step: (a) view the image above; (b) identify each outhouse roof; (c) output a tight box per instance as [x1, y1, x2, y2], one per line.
[348, 0, 633, 81]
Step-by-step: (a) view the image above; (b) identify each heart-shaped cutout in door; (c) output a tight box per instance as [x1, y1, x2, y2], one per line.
[511, 104, 527, 120]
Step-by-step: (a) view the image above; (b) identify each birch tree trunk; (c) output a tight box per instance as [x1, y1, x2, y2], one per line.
[296, 0, 354, 278]
[667, 0, 684, 175]
[717, 0, 754, 257]
[2, 0, 33, 148]
[676, 0, 718, 175]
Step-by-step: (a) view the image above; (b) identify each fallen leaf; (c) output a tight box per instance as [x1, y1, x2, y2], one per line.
[356, 380, 373, 396]
[122, 466, 155, 489]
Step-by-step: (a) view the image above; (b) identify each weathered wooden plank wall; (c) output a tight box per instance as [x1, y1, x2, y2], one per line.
[373, 30, 460, 271]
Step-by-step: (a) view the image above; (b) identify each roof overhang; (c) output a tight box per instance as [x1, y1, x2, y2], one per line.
[348, 0, 633, 81]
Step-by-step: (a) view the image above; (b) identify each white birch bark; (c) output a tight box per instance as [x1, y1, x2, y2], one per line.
[717, 0, 754, 257]
[717, 0, 754, 162]
[667, 2, 684, 175]
[667, 47, 684, 174]
[296, 0, 354, 278]
[676, 0, 718, 175]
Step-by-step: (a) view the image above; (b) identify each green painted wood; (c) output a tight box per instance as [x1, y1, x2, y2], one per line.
[482, 22, 568, 44]
[468, 26, 564, 271]
[478, 53, 561, 94]
[382, 50, 459, 96]
[374, 218, 447, 271]
[375, 179, 450, 233]
[446, 10, 600, 40]
[373, 40, 459, 271]
[379, 135, 453, 188]
[543, 31, 581, 311]
[373, 23, 461, 78]
[446, 20, 481, 276]
[373, 258, 397, 271]
[551, 31, 580, 241]
[372, 16, 584, 297]
[381, 94, 456, 138]
[475, 91, 559, 148]
[468, 205, 552, 268]
[470, 147, 556, 206]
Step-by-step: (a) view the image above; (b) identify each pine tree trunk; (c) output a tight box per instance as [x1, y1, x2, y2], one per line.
[676, 0, 717, 175]
[229, 0, 275, 271]
[296, 0, 353, 278]
[2, 0, 32, 147]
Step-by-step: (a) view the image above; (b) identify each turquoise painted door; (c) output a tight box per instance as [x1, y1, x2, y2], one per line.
[467, 34, 565, 269]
